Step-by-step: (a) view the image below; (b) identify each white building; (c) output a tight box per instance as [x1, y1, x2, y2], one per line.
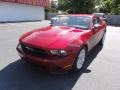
[0, 0, 49, 22]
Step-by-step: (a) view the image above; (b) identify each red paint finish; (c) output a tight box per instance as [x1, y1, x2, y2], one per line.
[17, 14, 107, 72]
[20, 26, 85, 49]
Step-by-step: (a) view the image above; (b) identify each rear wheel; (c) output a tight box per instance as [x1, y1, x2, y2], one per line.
[72, 47, 86, 72]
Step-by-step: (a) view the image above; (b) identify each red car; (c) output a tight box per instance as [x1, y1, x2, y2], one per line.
[17, 14, 107, 72]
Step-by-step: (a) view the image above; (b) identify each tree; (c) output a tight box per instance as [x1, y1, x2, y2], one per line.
[58, 0, 95, 14]
[98, 0, 120, 14]
[99, 0, 112, 13]
[48, 0, 58, 13]
[111, 0, 120, 14]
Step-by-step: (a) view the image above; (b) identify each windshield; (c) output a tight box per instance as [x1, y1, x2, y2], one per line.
[51, 15, 91, 30]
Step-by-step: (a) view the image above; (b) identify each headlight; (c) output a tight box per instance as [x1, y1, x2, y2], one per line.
[17, 44, 23, 52]
[50, 50, 68, 56]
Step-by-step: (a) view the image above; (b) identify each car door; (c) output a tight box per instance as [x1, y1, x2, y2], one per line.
[91, 17, 104, 47]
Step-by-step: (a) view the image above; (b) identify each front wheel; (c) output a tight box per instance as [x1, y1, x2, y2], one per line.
[72, 47, 86, 72]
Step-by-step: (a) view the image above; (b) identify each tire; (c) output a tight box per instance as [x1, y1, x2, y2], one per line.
[99, 32, 106, 45]
[72, 47, 86, 72]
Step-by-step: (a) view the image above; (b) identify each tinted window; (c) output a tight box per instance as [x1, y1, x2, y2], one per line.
[93, 17, 101, 25]
[52, 16, 91, 30]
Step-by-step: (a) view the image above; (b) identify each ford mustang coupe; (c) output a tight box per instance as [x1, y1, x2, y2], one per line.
[17, 14, 107, 72]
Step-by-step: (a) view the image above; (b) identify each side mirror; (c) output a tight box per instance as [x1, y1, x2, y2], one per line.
[92, 24, 101, 30]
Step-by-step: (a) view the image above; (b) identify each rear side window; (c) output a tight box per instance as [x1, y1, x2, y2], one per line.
[93, 17, 101, 25]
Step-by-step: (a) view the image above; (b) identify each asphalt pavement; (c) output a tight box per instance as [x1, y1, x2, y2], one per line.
[0, 21, 120, 90]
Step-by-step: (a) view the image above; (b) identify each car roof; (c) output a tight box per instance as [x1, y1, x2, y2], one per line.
[57, 14, 94, 18]
[93, 13, 105, 15]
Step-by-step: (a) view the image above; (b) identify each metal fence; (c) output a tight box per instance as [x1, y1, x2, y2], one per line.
[107, 15, 120, 26]
[46, 13, 60, 20]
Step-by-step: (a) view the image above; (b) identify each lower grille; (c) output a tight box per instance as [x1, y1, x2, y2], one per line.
[21, 43, 48, 58]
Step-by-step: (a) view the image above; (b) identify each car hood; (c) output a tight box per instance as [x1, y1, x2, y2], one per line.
[20, 26, 85, 49]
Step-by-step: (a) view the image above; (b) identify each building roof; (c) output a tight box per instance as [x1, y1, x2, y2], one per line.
[0, 0, 49, 7]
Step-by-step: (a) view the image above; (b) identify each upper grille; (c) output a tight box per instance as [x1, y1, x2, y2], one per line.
[21, 43, 48, 58]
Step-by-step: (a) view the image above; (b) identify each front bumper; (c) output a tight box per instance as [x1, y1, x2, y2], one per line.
[17, 47, 76, 72]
